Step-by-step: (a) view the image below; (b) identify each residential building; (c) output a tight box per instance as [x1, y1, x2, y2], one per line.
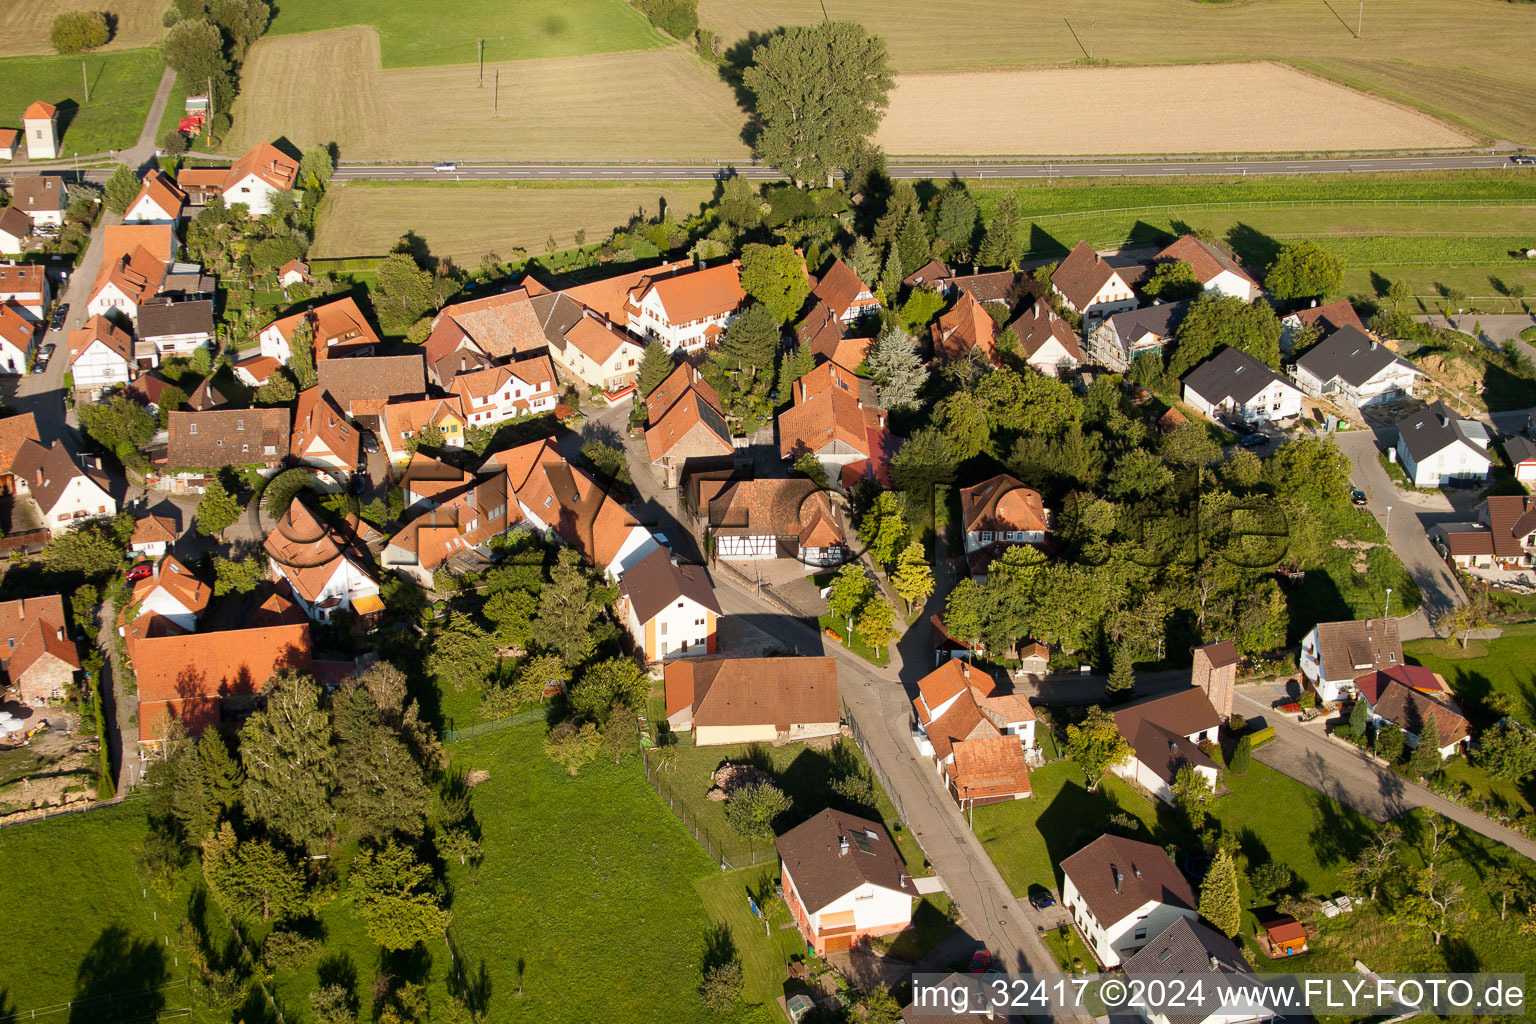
[909, 659, 1035, 807]
[380, 396, 466, 462]
[449, 352, 559, 428]
[86, 225, 175, 323]
[691, 476, 846, 565]
[1182, 346, 1303, 425]
[1190, 640, 1238, 720]
[1280, 299, 1365, 353]
[1293, 326, 1423, 410]
[776, 809, 913, 954]
[1433, 495, 1536, 570]
[0, 128, 18, 161]
[186, 377, 229, 412]
[811, 258, 879, 323]
[1007, 299, 1083, 377]
[258, 295, 380, 365]
[949, 269, 1017, 306]
[1087, 301, 1190, 373]
[547, 310, 643, 394]
[290, 387, 361, 476]
[0, 206, 28, 256]
[625, 260, 745, 352]
[123, 169, 187, 225]
[1052, 241, 1144, 322]
[22, 102, 59, 160]
[1110, 688, 1222, 803]
[0, 412, 40, 493]
[398, 452, 472, 511]
[778, 360, 886, 479]
[422, 280, 556, 382]
[0, 300, 34, 373]
[0, 595, 78, 706]
[645, 363, 732, 487]
[619, 546, 720, 661]
[1354, 665, 1469, 759]
[9, 175, 67, 227]
[1299, 617, 1401, 703]
[130, 621, 312, 747]
[1120, 917, 1271, 1024]
[903, 259, 951, 291]
[664, 656, 839, 744]
[0, 262, 50, 321]
[129, 514, 178, 559]
[232, 354, 281, 387]
[1395, 401, 1492, 487]
[163, 408, 291, 483]
[277, 259, 310, 288]
[10, 439, 116, 533]
[221, 142, 299, 216]
[1505, 434, 1536, 487]
[1060, 835, 1198, 967]
[1154, 234, 1260, 301]
[125, 555, 211, 632]
[265, 500, 382, 623]
[797, 302, 869, 370]
[135, 299, 214, 365]
[930, 291, 999, 364]
[67, 315, 135, 394]
[315, 354, 427, 430]
[959, 474, 1049, 571]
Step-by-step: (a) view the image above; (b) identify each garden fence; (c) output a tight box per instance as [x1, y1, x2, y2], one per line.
[443, 705, 549, 744]
[639, 746, 777, 871]
[840, 700, 907, 824]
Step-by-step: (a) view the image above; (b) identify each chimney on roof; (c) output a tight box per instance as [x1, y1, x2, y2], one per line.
[1311, 299, 1318, 308]
[838, 835, 849, 856]
[1209, 955, 1221, 969]
[57, 626, 64, 641]
[1112, 867, 1123, 893]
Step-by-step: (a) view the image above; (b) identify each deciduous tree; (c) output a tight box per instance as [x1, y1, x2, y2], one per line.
[856, 595, 898, 649]
[890, 542, 934, 612]
[1168, 292, 1283, 378]
[50, 11, 111, 53]
[568, 657, 650, 725]
[544, 719, 602, 776]
[1142, 259, 1201, 300]
[1065, 706, 1130, 792]
[195, 478, 242, 539]
[740, 243, 810, 324]
[1265, 240, 1343, 301]
[828, 562, 874, 627]
[857, 490, 909, 567]
[724, 781, 790, 839]
[213, 555, 266, 596]
[1476, 721, 1536, 783]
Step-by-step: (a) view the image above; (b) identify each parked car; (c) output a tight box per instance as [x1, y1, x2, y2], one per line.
[351, 470, 367, 495]
[1027, 890, 1057, 911]
[31, 355, 48, 374]
[1240, 432, 1268, 448]
[39, 343, 55, 359]
[968, 949, 991, 973]
[126, 563, 153, 582]
[50, 303, 68, 330]
[361, 431, 379, 454]
[1351, 488, 1368, 506]
[434, 162, 458, 172]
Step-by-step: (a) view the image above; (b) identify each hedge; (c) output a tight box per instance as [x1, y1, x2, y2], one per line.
[1248, 725, 1277, 748]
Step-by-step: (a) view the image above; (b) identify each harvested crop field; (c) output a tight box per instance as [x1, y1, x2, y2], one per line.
[877, 63, 1472, 155]
[0, 0, 169, 57]
[703, 0, 1536, 143]
[312, 182, 717, 263]
[225, 28, 749, 161]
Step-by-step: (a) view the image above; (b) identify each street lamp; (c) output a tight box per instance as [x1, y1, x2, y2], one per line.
[1384, 587, 1393, 622]
[1385, 504, 1392, 535]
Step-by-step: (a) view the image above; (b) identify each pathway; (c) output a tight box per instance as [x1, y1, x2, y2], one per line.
[125, 67, 178, 173]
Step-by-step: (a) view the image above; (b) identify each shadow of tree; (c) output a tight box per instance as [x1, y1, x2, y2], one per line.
[68, 925, 168, 1024]
[1224, 223, 1283, 278]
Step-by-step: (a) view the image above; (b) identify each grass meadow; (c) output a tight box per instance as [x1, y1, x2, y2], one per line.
[0, 0, 170, 58]
[1406, 622, 1536, 729]
[0, 47, 165, 155]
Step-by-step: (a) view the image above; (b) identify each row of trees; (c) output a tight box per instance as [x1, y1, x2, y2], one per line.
[161, 0, 272, 140]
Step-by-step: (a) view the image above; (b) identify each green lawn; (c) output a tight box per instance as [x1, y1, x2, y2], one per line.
[695, 865, 809, 1005]
[265, 0, 666, 68]
[817, 613, 891, 666]
[1406, 622, 1536, 727]
[0, 48, 166, 156]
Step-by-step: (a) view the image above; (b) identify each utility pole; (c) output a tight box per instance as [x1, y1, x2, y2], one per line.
[82, 60, 89, 102]
[478, 40, 484, 86]
[206, 77, 214, 145]
[1384, 587, 1392, 621]
[1358, 0, 1364, 38]
[494, 69, 500, 116]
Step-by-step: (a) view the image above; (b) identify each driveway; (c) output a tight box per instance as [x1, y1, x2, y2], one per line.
[1332, 429, 1465, 637]
[1235, 683, 1536, 861]
[1417, 312, 1535, 352]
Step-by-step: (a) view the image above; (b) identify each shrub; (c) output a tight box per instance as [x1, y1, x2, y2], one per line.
[51, 11, 110, 54]
[633, 0, 699, 39]
[1247, 725, 1276, 748]
[157, 129, 190, 156]
[1228, 735, 1253, 775]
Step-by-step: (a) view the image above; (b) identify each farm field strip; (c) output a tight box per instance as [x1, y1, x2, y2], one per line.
[0, 0, 169, 58]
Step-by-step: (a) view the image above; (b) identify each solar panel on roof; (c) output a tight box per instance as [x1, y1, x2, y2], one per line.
[850, 832, 875, 854]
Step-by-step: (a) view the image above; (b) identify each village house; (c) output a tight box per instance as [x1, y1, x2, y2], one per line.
[0, 206, 29, 256]
[398, 452, 472, 511]
[0, 300, 34, 373]
[315, 354, 427, 432]
[0, 412, 40, 494]
[449, 352, 559, 428]
[1280, 298, 1366, 353]
[277, 259, 311, 289]
[86, 224, 176, 323]
[0, 262, 50, 321]
[0, 128, 18, 161]
[776, 809, 913, 955]
[10, 439, 116, 533]
[949, 269, 1018, 307]
[626, 260, 745, 353]
[1060, 835, 1198, 967]
[1353, 665, 1469, 759]
[161, 408, 291, 490]
[1006, 299, 1083, 377]
[811, 257, 880, 324]
[135, 299, 214, 366]
[186, 377, 230, 412]
[797, 302, 870, 370]
[645, 363, 732, 488]
[777, 360, 887, 480]
[380, 396, 466, 462]
[422, 280, 555, 383]
[220, 142, 299, 217]
[1299, 617, 1401, 703]
[1395, 401, 1492, 488]
[545, 306, 644, 395]
[1505, 435, 1536, 488]
[930, 291, 999, 364]
[910, 659, 1035, 807]
[0, 595, 79, 707]
[1052, 241, 1145, 323]
[1293, 325, 1423, 410]
[265, 500, 382, 623]
[619, 546, 720, 662]
[903, 259, 951, 291]
[23, 102, 59, 160]
[126, 555, 211, 632]
[690, 475, 846, 566]
[259, 295, 380, 365]
[1153, 234, 1260, 301]
[129, 514, 178, 560]
[664, 656, 839, 744]
[1110, 687, 1222, 803]
[67, 315, 135, 394]
[1087, 300, 1190, 373]
[1434, 494, 1536, 570]
[1120, 917, 1270, 1024]
[290, 387, 361, 478]
[959, 473, 1050, 573]
[124, 169, 188, 226]
[9, 175, 67, 228]
[1182, 346, 1303, 425]
[1190, 640, 1238, 720]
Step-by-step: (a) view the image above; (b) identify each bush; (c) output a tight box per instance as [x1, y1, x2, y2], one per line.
[633, 0, 698, 39]
[1227, 713, 1247, 734]
[262, 468, 315, 518]
[1247, 725, 1276, 748]
[51, 11, 111, 54]
[1228, 735, 1252, 775]
[157, 129, 190, 156]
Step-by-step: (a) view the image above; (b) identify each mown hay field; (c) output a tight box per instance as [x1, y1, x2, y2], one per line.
[701, 0, 1536, 143]
[877, 63, 1472, 155]
[0, 0, 169, 58]
[312, 182, 718, 263]
[266, 0, 665, 67]
[224, 29, 750, 161]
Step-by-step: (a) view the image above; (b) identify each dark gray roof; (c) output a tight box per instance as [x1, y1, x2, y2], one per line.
[531, 292, 587, 354]
[1060, 835, 1195, 926]
[1295, 325, 1419, 388]
[1104, 299, 1189, 343]
[1506, 434, 1536, 466]
[136, 299, 213, 340]
[1181, 346, 1292, 406]
[1122, 918, 1260, 1024]
[1396, 401, 1489, 464]
[620, 546, 721, 623]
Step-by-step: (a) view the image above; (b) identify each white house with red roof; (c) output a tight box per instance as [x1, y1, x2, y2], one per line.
[124, 170, 188, 226]
[625, 260, 745, 353]
[910, 659, 1035, 808]
[1154, 235, 1260, 302]
[0, 300, 34, 374]
[811, 258, 880, 324]
[123, 555, 210, 632]
[0, 263, 49, 321]
[68, 315, 135, 394]
[259, 295, 380, 365]
[221, 142, 299, 216]
[449, 352, 559, 427]
[23, 102, 58, 160]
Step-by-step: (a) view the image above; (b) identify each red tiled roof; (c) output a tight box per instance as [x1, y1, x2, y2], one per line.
[931, 291, 998, 363]
[264, 296, 380, 361]
[129, 169, 187, 219]
[1155, 235, 1257, 289]
[812, 258, 877, 320]
[131, 623, 312, 742]
[960, 474, 1048, 534]
[630, 261, 745, 323]
[665, 656, 838, 728]
[129, 555, 210, 618]
[0, 411, 39, 475]
[0, 300, 35, 353]
[226, 142, 299, 192]
[949, 735, 1031, 801]
[130, 514, 178, 546]
[23, 102, 57, 120]
[9, 616, 80, 680]
[291, 386, 360, 465]
[68, 315, 133, 367]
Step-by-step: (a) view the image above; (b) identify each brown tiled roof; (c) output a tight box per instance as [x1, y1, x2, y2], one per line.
[0, 594, 68, 666]
[0, 206, 29, 243]
[166, 408, 290, 469]
[247, 583, 309, 628]
[630, 261, 745, 323]
[1111, 688, 1221, 784]
[620, 546, 721, 623]
[0, 411, 39, 474]
[226, 142, 299, 192]
[10, 175, 67, 216]
[136, 299, 213, 340]
[665, 656, 838, 728]
[10, 439, 105, 515]
[130, 555, 211, 618]
[797, 302, 871, 369]
[1311, 618, 1401, 681]
[706, 478, 844, 546]
[1479, 495, 1536, 560]
[960, 474, 1048, 534]
[931, 291, 998, 363]
[9, 615, 80, 680]
[0, 300, 34, 352]
[1288, 299, 1365, 336]
[1370, 678, 1470, 745]
[949, 735, 1032, 801]
[130, 514, 178, 546]
[264, 500, 373, 605]
[291, 387, 360, 465]
[1007, 299, 1083, 364]
[812, 258, 876, 320]
[646, 362, 722, 423]
[265, 296, 380, 361]
[924, 692, 997, 762]
[68, 315, 133, 366]
[1051, 240, 1132, 310]
[950, 270, 1016, 304]
[316, 354, 426, 417]
[903, 260, 951, 289]
[1199, 639, 1240, 669]
[778, 373, 877, 461]
[129, 169, 187, 219]
[0, 263, 46, 300]
[645, 387, 732, 462]
[1353, 665, 1444, 705]
[775, 809, 909, 914]
[399, 451, 472, 501]
[92, 240, 168, 310]
[382, 396, 465, 450]
[1061, 834, 1196, 925]
[425, 286, 551, 366]
[23, 102, 57, 120]
[1155, 235, 1257, 288]
[185, 377, 229, 412]
[563, 314, 636, 364]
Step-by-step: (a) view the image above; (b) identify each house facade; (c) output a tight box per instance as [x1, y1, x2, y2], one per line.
[625, 261, 745, 353]
[1293, 326, 1423, 409]
[0, 300, 34, 374]
[1395, 401, 1491, 487]
[265, 501, 382, 623]
[959, 474, 1049, 564]
[221, 143, 299, 217]
[0, 594, 78, 707]
[1154, 235, 1259, 302]
[910, 659, 1035, 806]
[811, 258, 880, 323]
[136, 300, 214, 364]
[125, 556, 210, 632]
[620, 547, 720, 662]
[693, 475, 846, 566]
[1182, 347, 1303, 425]
[11, 439, 117, 534]
[450, 353, 559, 428]
[1060, 835, 1198, 967]
[68, 316, 135, 394]
[0, 262, 50, 321]
[776, 809, 913, 954]
[1052, 241, 1144, 322]
[1110, 688, 1222, 803]
[1299, 617, 1402, 703]
[1088, 301, 1190, 373]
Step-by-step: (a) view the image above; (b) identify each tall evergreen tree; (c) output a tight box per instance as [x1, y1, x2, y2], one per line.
[348, 841, 450, 950]
[846, 237, 879, 284]
[239, 672, 337, 852]
[777, 342, 815, 395]
[934, 185, 978, 256]
[1107, 644, 1134, 698]
[867, 325, 926, 411]
[635, 340, 674, 398]
[103, 164, 141, 214]
[1409, 716, 1443, 779]
[333, 681, 430, 841]
[978, 191, 1023, 269]
[535, 549, 604, 668]
[1199, 848, 1243, 937]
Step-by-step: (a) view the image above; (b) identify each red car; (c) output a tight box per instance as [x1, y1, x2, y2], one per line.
[968, 949, 991, 973]
[126, 563, 153, 582]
